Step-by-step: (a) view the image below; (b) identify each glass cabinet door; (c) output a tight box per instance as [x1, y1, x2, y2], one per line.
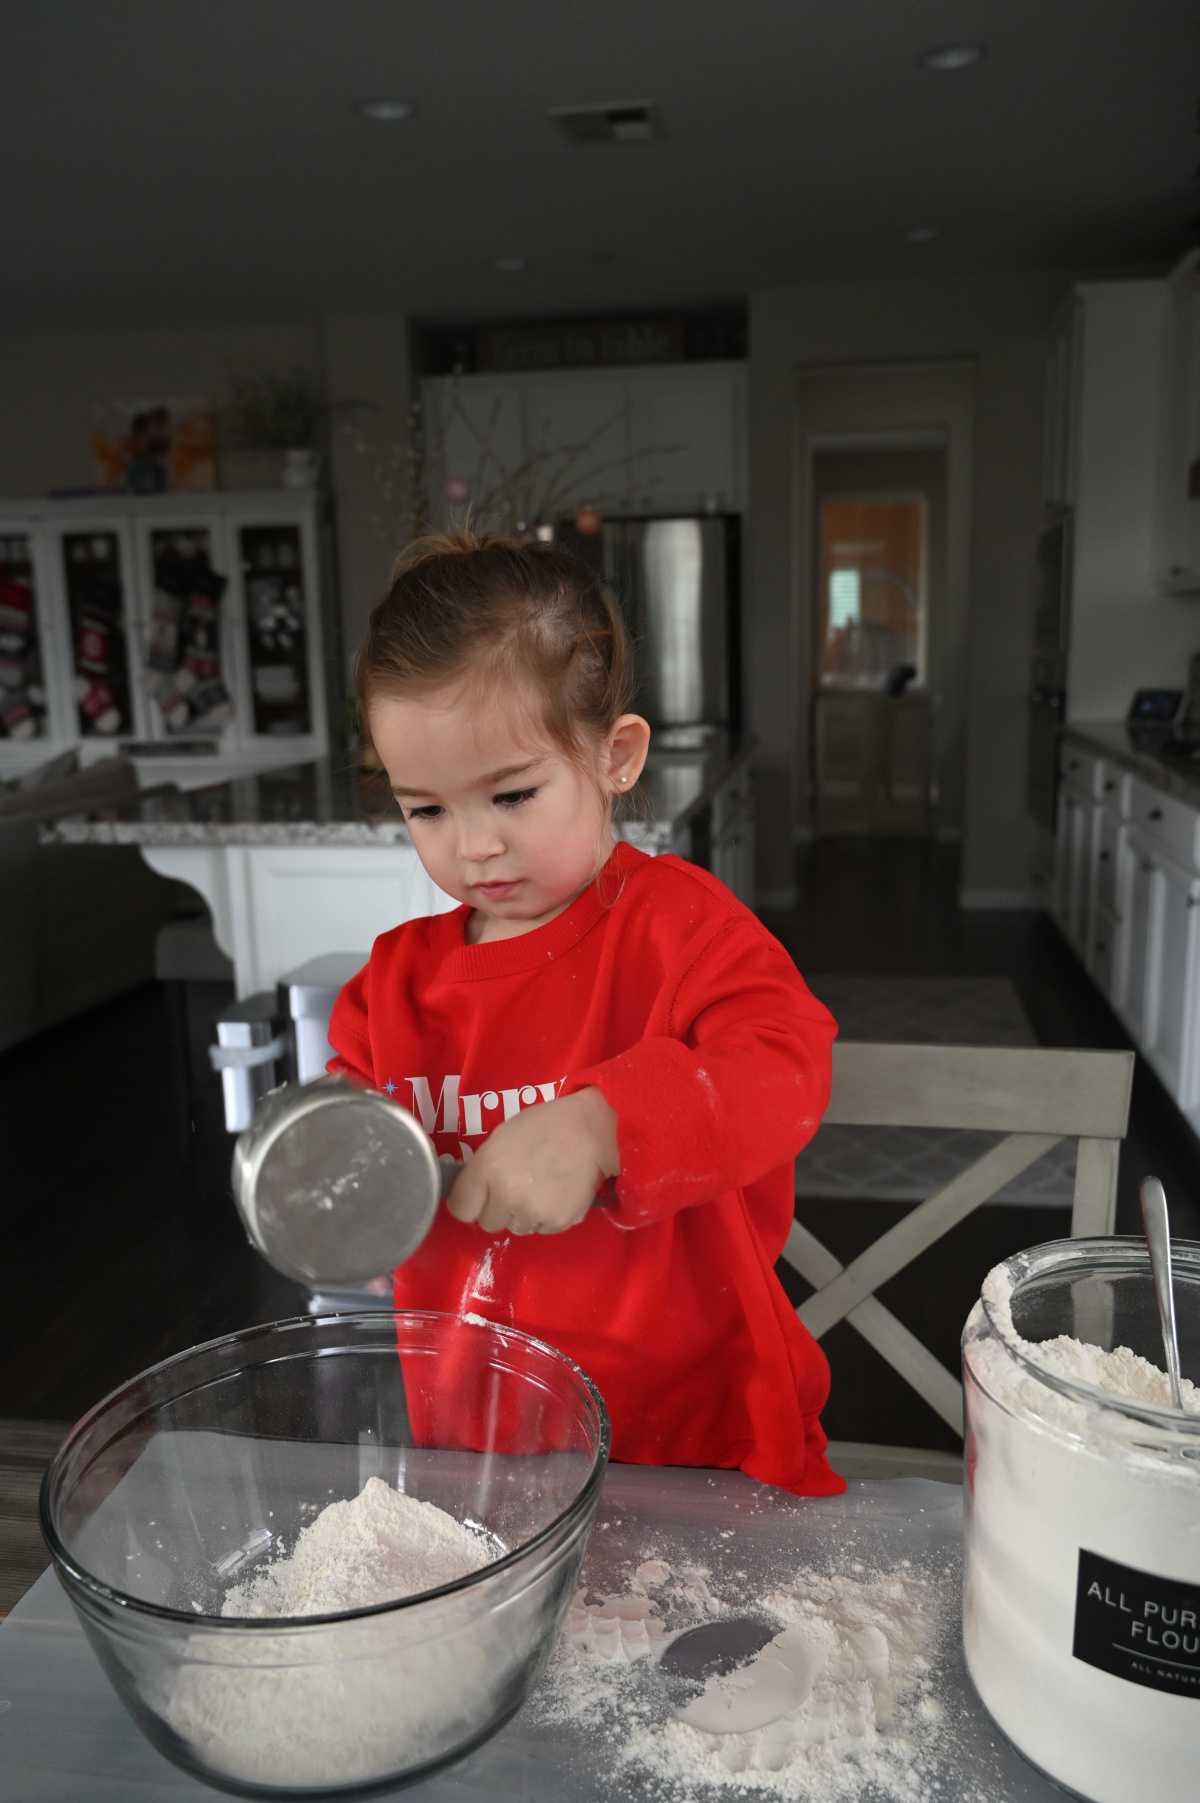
[61, 529, 135, 738]
[0, 530, 50, 741]
[143, 525, 234, 737]
[237, 523, 313, 737]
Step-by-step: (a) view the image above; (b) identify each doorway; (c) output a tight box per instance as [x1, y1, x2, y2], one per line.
[812, 445, 947, 835]
[792, 361, 975, 848]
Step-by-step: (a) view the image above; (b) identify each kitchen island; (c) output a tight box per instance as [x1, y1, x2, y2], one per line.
[43, 731, 755, 996]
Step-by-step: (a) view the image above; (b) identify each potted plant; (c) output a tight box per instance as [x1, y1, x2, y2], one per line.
[223, 370, 327, 488]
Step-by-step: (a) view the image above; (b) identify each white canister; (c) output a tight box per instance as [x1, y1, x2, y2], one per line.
[962, 1236, 1200, 1803]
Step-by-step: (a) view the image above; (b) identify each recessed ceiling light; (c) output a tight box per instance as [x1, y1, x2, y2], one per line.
[918, 43, 986, 72]
[905, 225, 940, 244]
[494, 255, 527, 274]
[357, 98, 415, 123]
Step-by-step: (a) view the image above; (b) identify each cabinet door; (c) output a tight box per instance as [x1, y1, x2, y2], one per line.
[231, 517, 323, 745]
[0, 523, 68, 744]
[134, 518, 238, 742]
[1123, 838, 1165, 1045]
[1145, 859, 1200, 1107]
[629, 365, 744, 513]
[1054, 790, 1089, 949]
[1090, 901, 1122, 1007]
[55, 522, 147, 741]
[1094, 804, 1121, 913]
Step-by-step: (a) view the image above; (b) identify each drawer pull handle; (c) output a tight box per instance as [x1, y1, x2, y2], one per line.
[1148, 807, 1164, 822]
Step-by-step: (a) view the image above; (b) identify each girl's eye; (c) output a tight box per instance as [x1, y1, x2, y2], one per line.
[406, 804, 443, 821]
[494, 787, 538, 809]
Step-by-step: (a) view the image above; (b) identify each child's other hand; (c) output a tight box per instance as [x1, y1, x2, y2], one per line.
[445, 1089, 618, 1236]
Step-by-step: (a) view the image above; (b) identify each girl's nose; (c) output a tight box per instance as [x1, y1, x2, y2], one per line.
[456, 817, 505, 863]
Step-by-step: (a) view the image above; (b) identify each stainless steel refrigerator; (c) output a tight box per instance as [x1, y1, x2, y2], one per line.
[557, 514, 741, 730]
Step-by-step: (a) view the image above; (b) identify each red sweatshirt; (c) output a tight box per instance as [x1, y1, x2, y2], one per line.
[327, 840, 844, 1497]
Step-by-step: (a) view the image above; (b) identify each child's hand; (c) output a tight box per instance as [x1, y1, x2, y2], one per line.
[445, 1089, 619, 1236]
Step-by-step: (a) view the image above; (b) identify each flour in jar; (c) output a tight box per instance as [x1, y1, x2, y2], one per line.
[166, 1477, 508, 1789]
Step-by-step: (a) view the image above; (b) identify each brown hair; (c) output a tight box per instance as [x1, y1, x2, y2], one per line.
[355, 529, 636, 769]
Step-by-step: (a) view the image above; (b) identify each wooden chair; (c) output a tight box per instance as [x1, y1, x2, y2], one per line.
[783, 1042, 1135, 1482]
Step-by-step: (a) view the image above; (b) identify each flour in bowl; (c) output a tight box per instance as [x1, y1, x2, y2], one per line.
[222, 1476, 492, 1615]
[166, 1477, 511, 1789]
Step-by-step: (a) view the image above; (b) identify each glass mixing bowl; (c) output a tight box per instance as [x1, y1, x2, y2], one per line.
[40, 1310, 610, 1797]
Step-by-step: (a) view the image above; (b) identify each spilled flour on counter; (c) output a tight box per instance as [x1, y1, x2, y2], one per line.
[166, 1477, 508, 1789]
[533, 1550, 973, 1801]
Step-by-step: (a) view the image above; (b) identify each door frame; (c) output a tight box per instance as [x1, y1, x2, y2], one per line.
[791, 363, 976, 841]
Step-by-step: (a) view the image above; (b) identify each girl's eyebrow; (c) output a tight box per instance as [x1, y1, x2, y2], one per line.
[391, 760, 540, 798]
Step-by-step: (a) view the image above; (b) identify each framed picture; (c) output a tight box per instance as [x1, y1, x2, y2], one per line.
[92, 397, 216, 493]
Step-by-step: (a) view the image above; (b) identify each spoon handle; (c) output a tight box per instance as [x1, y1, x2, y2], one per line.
[1139, 1176, 1186, 1411]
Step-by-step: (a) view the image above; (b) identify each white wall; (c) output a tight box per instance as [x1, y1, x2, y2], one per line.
[748, 271, 1072, 907]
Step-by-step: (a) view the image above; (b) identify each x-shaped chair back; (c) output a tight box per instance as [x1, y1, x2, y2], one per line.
[784, 1042, 1135, 1438]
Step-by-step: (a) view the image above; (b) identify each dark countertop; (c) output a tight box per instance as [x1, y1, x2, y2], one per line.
[1062, 721, 1200, 805]
[41, 729, 753, 854]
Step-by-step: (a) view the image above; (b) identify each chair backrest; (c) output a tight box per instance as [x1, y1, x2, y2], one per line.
[782, 1042, 1135, 1450]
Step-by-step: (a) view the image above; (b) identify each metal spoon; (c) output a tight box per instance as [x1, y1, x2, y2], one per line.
[1139, 1176, 1186, 1412]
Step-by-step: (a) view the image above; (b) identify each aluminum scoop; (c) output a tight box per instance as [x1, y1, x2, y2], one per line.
[231, 1077, 443, 1287]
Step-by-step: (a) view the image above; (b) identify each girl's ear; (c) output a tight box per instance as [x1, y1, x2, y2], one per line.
[604, 714, 651, 793]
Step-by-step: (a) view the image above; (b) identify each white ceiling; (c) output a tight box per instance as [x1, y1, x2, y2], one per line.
[5, 0, 1197, 330]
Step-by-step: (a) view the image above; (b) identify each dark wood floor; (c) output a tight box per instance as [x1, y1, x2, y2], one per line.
[3, 838, 1198, 1456]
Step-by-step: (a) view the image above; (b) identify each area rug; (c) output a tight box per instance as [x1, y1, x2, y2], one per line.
[797, 976, 1076, 1208]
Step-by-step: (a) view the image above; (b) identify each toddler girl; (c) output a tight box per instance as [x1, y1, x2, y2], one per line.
[328, 530, 843, 1496]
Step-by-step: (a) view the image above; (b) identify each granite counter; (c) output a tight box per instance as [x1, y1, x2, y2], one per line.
[39, 734, 755, 996]
[1062, 721, 1200, 804]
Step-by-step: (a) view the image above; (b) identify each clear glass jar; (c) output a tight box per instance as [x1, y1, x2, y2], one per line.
[962, 1236, 1200, 1803]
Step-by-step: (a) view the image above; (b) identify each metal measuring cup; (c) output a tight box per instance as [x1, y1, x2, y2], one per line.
[230, 1077, 444, 1287]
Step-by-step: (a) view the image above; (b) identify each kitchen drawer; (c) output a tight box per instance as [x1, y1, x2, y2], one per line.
[1058, 743, 1103, 798]
[1093, 805, 1123, 911]
[1127, 776, 1200, 870]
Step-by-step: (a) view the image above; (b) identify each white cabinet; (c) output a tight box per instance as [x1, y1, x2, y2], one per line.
[0, 492, 333, 785]
[1145, 853, 1200, 1106]
[1055, 737, 1200, 1137]
[424, 362, 745, 523]
[1121, 833, 1164, 1048]
[1155, 251, 1200, 595]
[1053, 787, 1091, 951]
